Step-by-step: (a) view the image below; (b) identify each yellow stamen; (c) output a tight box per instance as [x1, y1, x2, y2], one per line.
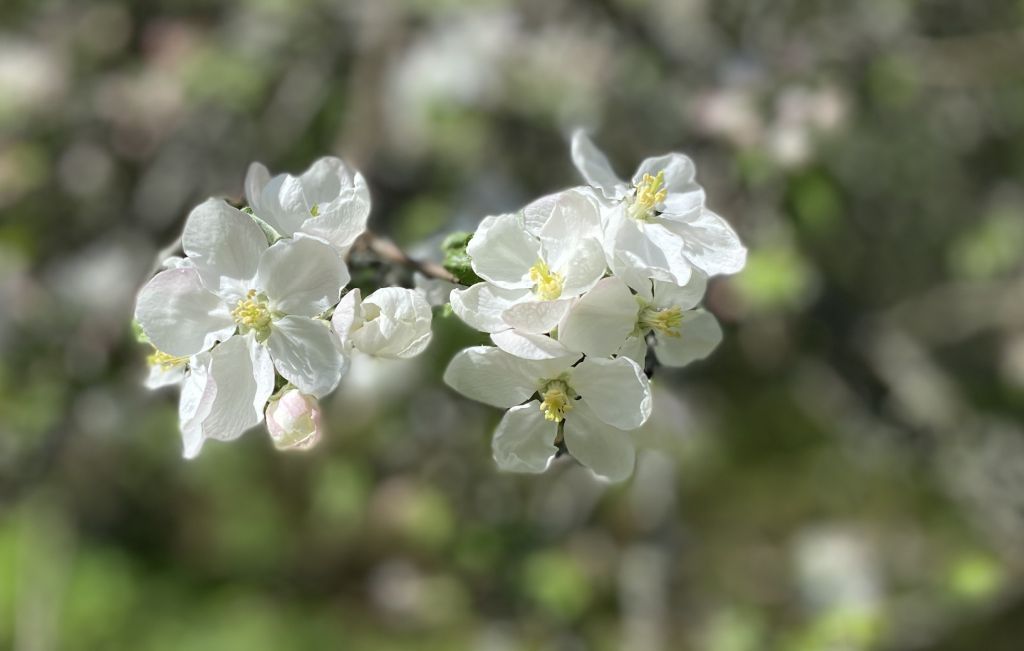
[232, 289, 273, 339]
[629, 171, 668, 220]
[310, 203, 320, 217]
[539, 379, 574, 422]
[638, 305, 683, 337]
[147, 349, 188, 370]
[529, 260, 564, 301]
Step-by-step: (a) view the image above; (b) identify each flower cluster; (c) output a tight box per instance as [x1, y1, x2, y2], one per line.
[135, 158, 433, 457]
[443, 132, 746, 481]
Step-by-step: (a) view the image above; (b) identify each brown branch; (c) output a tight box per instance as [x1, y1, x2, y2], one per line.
[356, 230, 457, 283]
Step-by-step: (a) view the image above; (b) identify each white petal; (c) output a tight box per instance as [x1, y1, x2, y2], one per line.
[351, 287, 433, 359]
[300, 191, 370, 253]
[660, 208, 747, 276]
[557, 237, 610, 298]
[537, 188, 604, 254]
[145, 362, 185, 390]
[299, 156, 360, 204]
[134, 267, 235, 357]
[450, 283, 530, 334]
[492, 329, 574, 361]
[563, 400, 636, 482]
[267, 315, 347, 397]
[662, 188, 706, 219]
[182, 199, 267, 297]
[522, 191, 561, 235]
[558, 277, 638, 357]
[244, 162, 271, 211]
[571, 130, 625, 198]
[443, 346, 543, 408]
[606, 209, 693, 286]
[256, 236, 348, 317]
[653, 309, 722, 367]
[200, 334, 274, 443]
[571, 356, 652, 430]
[633, 153, 704, 216]
[501, 298, 572, 334]
[330, 288, 363, 345]
[651, 272, 707, 311]
[467, 213, 539, 289]
[255, 173, 307, 236]
[492, 403, 559, 473]
[179, 357, 216, 459]
[277, 174, 314, 219]
[617, 335, 648, 367]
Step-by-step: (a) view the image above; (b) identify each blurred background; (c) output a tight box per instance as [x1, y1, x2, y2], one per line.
[2, 0, 1024, 649]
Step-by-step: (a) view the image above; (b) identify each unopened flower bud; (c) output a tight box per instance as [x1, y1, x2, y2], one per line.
[265, 389, 323, 451]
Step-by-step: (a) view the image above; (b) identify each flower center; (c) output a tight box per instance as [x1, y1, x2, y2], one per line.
[538, 379, 574, 423]
[310, 203, 320, 217]
[232, 289, 273, 340]
[147, 349, 188, 370]
[629, 171, 667, 221]
[529, 260, 564, 301]
[638, 305, 683, 337]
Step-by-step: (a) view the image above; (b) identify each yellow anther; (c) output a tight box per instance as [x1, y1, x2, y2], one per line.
[147, 349, 188, 370]
[638, 305, 683, 337]
[310, 203, 320, 217]
[529, 260, 564, 301]
[232, 289, 273, 339]
[629, 171, 668, 220]
[539, 379, 574, 422]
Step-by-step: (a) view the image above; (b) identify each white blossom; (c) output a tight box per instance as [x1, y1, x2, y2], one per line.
[449, 189, 606, 335]
[245, 156, 370, 254]
[443, 346, 652, 481]
[571, 130, 746, 285]
[332, 287, 433, 359]
[266, 388, 324, 451]
[135, 199, 349, 454]
[560, 273, 722, 367]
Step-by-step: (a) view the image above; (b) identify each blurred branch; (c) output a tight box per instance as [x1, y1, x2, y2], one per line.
[355, 231, 457, 283]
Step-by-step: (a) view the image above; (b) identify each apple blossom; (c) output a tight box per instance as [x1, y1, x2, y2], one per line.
[559, 273, 722, 367]
[449, 189, 606, 335]
[443, 346, 652, 481]
[245, 156, 370, 254]
[571, 130, 746, 285]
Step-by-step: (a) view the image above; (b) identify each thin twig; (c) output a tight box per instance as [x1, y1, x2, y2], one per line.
[357, 230, 458, 283]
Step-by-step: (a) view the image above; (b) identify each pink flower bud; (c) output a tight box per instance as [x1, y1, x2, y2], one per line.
[265, 389, 323, 451]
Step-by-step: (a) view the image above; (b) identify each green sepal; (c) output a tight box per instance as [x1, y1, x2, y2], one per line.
[441, 231, 482, 286]
[243, 206, 284, 244]
[131, 319, 150, 344]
